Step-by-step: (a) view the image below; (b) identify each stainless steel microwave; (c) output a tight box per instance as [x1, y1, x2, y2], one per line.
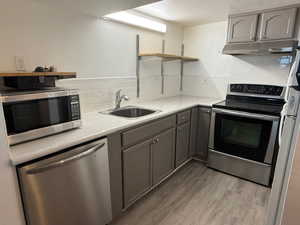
[1, 89, 81, 145]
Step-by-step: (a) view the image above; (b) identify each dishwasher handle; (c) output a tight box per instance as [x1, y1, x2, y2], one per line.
[27, 142, 105, 174]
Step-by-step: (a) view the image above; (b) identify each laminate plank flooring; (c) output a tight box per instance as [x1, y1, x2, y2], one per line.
[110, 161, 270, 225]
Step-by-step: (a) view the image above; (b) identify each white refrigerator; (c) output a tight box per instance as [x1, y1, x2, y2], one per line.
[267, 50, 300, 225]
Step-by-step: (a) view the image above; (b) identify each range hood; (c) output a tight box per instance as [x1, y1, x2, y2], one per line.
[222, 40, 298, 55]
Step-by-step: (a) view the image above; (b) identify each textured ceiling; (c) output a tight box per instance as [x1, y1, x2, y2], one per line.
[136, 0, 300, 26]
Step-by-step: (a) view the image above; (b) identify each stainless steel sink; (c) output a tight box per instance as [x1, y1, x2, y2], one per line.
[101, 106, 160, 118]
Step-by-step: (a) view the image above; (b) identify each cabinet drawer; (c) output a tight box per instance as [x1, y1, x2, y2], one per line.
[122, 115, 176, 147]
[177, 110, 191, 124]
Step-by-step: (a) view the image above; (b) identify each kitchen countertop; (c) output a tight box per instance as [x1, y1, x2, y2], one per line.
[9, 96, 221, 165]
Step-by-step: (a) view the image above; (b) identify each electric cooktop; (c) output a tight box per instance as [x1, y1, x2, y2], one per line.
[213, 84, 286, 116]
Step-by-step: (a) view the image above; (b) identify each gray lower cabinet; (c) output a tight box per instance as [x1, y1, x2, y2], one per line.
[189, 107, 199, 157]
[259, 8, 297, 41]
[196, 107, 211, 161]
[122, 127, 176, 208]
[176, 122, 190, 167]
[123, 140, 152, 208]
[152, 128, 176, 185]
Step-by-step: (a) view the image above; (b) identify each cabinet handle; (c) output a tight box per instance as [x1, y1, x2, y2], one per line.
[152, 138, 159, 144]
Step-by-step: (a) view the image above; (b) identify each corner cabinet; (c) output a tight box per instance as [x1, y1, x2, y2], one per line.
[259, 8, 297, 41]
[176, 122, 190, 167]
[175, 110, 191, 167]
[227, 14, 258, 43]
[196, 107, 212, 161]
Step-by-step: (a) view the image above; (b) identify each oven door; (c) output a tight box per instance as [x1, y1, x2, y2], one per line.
[209, 108, 280, 164]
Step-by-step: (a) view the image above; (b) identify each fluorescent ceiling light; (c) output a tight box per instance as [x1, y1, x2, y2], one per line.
[104, 11, 167, 33]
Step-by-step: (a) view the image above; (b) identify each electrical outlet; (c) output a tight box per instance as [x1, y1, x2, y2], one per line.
[15, 56, 25, 71]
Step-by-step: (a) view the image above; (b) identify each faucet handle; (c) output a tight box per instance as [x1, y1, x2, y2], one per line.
[116, 89, 122, 96]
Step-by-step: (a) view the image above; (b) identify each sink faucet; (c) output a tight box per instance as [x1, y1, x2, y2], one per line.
[115, 89, 129, 110]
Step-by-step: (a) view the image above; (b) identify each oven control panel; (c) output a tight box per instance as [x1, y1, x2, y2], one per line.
[230, 84, 284, 96]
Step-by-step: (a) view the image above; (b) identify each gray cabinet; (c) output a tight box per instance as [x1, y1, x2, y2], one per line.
[122, 116, 176, 208]
[152, 128, 176, 185]
[227, 14, 258, 43]
[259, 8, 297, 41]
[189, 107, 199, 157]
[176, 122, 190, 167]
[123, 140, 152, 208]
[196, 107, 211, 161]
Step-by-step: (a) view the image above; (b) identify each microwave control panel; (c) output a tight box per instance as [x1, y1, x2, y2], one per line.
[230, 84, 284, 97]
[69, 95, 81, 120]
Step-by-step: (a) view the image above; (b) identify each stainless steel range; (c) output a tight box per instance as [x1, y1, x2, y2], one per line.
[208, 84, 285, 186]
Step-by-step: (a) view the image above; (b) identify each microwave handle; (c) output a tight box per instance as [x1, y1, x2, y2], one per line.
[212, 108, 279, 121]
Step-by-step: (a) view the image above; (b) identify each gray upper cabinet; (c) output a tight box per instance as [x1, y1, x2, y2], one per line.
[227, 14, 258, 43]
[176, 122, 190, 167]
[196, 107, 211, 161]
[152, 128, 176, 186]
[259, 8, 297, 41]
[123, 140, 152, 208]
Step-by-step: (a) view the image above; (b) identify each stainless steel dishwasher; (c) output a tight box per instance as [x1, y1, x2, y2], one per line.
[17, 138, 112, 225]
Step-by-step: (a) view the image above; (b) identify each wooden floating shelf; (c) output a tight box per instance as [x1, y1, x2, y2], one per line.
[139, 53, 198, 62]
[0, 72, 76, 78]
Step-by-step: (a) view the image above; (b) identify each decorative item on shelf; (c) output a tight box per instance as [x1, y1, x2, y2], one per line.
[49, 65, 56, 72]
[33, 65, 57, 73]
[0, 65, 76, 90]
[34, 66, 45, 72]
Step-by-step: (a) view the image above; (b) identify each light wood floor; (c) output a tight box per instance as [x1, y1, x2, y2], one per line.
[111, 161, 270, 225]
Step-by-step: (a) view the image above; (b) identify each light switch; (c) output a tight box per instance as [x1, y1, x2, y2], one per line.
[15, 56, 25, 71]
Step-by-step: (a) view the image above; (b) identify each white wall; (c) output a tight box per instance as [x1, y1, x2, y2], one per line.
[0, 1, 184, 224]
[0, 0, 184, 113]
[182, 21, 291, 98]
[55, 20, 183, 112]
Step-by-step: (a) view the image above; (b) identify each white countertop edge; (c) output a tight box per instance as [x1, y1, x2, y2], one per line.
[10, 96, 221, 166]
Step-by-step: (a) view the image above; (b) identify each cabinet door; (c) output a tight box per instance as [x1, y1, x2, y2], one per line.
[152, 128, 176, 185]
[176, 122, 190, 167]
[189, 107, 198, 157]
[259, 8, 297, 41]
[196, 107, 211, 161]
[123, 140, 152, 208]
[227, 14, 258, 43]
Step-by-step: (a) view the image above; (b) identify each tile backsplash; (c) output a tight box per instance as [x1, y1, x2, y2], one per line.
[56, 74, 181, 113]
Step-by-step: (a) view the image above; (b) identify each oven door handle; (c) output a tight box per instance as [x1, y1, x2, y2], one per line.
[212, 108, 280, 121]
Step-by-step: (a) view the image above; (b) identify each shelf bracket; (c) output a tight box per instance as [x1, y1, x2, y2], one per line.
[180, 44, 184, 91]
[161, 40, 165, 95]
[136, 34, 140, 98]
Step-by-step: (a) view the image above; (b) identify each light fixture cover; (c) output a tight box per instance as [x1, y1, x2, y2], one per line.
[104, 11, 167, 33]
